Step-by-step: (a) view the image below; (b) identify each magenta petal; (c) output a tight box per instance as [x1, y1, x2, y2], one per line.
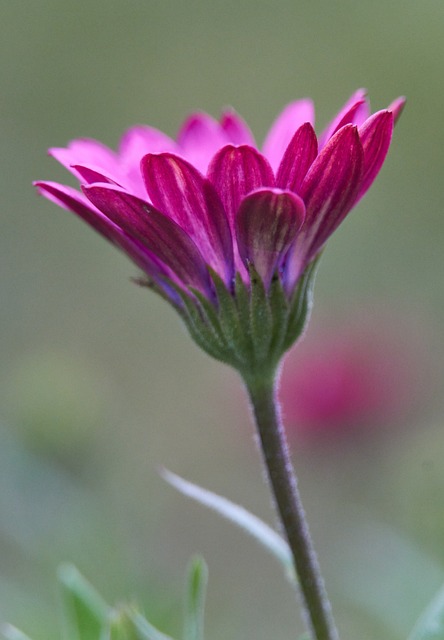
[276, 123, 318, 193]
[355, 110, 394, 203]
[388, 96, 406, 125]
[262, 99, 315, 173]
[34, 181, 173, 284]
[318, 89, 369, 149]
[118, 125, 179, 197]
[142, 153, 234, 285]
[177, 113, 228, 173]
[83, 185, 213, 295]
[220, 109, 256, 146]
[36, 180, 119, 240]
[119, 125, 177, 161]
[49, 139, 119, 180]
[235, 189, 305, 288]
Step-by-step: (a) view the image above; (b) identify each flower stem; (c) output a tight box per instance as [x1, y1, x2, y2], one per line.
[245, 372, 339, 640]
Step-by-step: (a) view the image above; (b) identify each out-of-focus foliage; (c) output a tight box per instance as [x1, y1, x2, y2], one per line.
[3, 560, 206, 640]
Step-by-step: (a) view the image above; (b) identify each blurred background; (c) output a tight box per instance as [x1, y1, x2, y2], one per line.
[1, 1, 444, 639]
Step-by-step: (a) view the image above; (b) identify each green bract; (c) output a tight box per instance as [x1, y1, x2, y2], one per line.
[170, 261, 318, 382]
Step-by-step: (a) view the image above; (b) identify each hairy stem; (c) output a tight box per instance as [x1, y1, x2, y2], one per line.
[246, 372, 339, 640]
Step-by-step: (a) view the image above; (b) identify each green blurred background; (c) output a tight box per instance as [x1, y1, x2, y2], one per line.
[1, 1, 444, 639]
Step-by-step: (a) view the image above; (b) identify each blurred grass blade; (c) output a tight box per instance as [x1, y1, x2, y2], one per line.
[106, 607, 139, 640]
[129, 610, 176, 640]
[184, 557, 208, 640]
[161, 469, 294, 580]
[105, 606, 175, 640]
[408, 582, 444, 640]
[58, 563, 110, 640]
[1, 625, 33, 640]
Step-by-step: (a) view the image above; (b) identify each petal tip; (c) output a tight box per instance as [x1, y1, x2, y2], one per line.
[388, 96, 406, 124]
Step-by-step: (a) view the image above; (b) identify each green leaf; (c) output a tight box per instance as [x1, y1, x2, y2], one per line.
[161, 469, 294, 580]
[184, 557, 208, 640]
[58, 563, 110, 640]
[1, 625, 33, 640]
[408, 582, 444, 640]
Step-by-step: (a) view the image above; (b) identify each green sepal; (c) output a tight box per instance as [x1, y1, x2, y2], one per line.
[234, 272, 251, 326]
[58, 563, 110, 640]
[248, 265, 273, 365]
[131, 277, 179, 308]
[189, 288, 225, 347]
[282, 257, 319, 353]
[184, 557, 208, 640]
[173, 287, 229, 363]
[267, 272, 291, 361]
[234, 273, 254, 362]
[208, 269, 250, 365]
[143, 258, 320, 380]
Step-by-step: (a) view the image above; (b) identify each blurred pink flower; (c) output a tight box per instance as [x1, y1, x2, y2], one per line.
[35, 90, 404, 307]
[280, 318, 418, 438]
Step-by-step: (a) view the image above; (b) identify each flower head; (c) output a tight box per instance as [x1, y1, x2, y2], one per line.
[35, 90, 404, 376]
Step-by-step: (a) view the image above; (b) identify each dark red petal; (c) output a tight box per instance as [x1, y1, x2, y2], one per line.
[235, 189, 305, 288]
[35, 181, 128, 244]
[208, 145, 275, 228]
[34, 181, 173, 285]
[301, 124, 364, 229]
[276, 123, 318, 193]
[141, 153, 234, 285]
[71, 165, 122, 186]
[356, 110, 394, 203]
[83, 184, 213, 295]
[285, 125, 364, 289]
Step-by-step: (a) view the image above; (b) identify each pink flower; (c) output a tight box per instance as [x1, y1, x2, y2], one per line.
[280, 317, 418, 439]
[35, 90, 404, 306]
